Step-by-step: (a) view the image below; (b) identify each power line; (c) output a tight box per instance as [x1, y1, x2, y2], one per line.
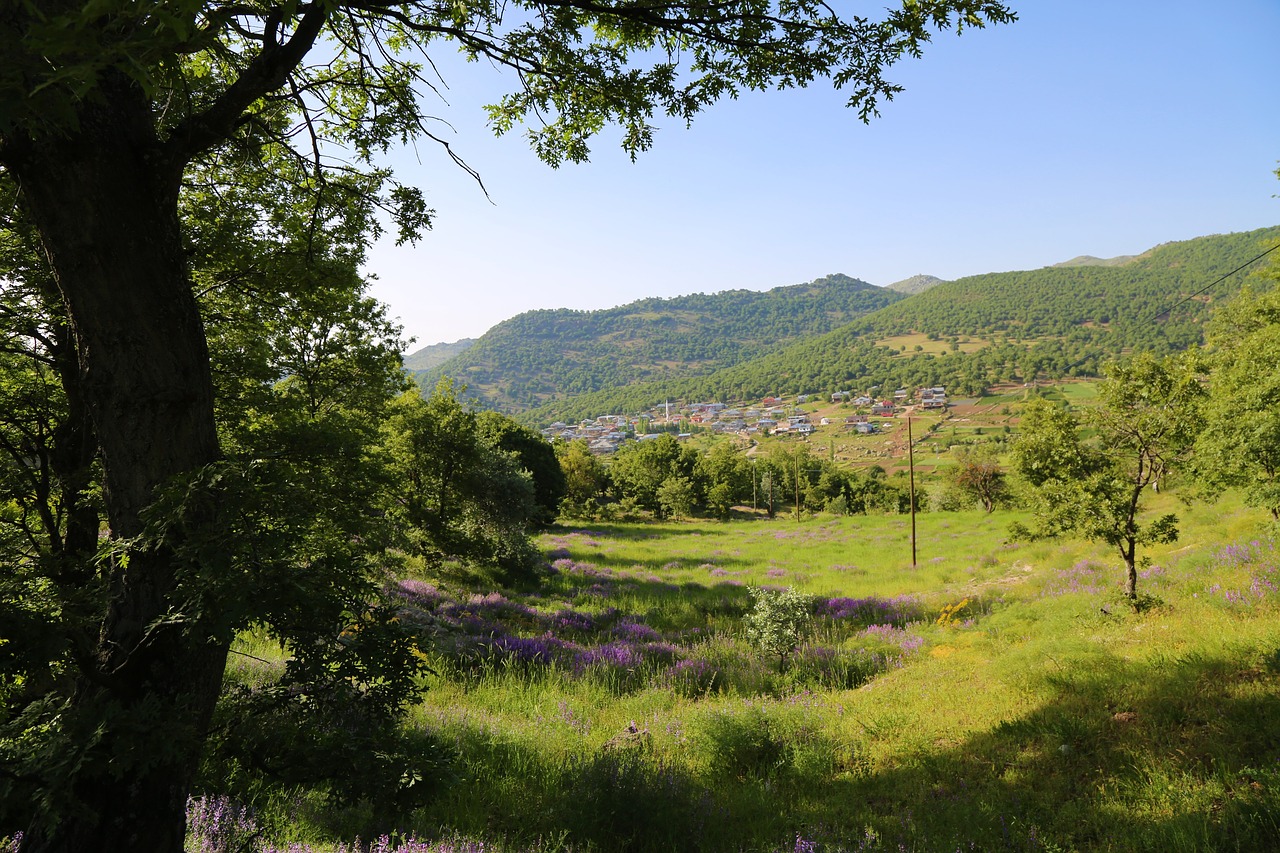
[1147, 242, 1280, 324]
[1052, 239, 1280, 378]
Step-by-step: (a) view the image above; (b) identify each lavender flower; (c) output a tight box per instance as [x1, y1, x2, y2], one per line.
[612, 619, 662, 642]
[816, 595, 921, 627]
[186, 794, 259, 853]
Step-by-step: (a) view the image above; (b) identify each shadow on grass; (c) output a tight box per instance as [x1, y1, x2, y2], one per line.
[408, 642, 1280, 852]
[817, 643, 1280, 851]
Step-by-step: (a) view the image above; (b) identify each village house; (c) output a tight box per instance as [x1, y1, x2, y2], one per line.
[919, 386, 948, 409]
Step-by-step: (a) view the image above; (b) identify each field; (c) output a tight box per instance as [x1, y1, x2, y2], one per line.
[214, 495, 1280, 852]
[875, 333, 994, 356]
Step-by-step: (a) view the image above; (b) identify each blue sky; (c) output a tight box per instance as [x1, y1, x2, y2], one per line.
[365, 1, 1280, 349]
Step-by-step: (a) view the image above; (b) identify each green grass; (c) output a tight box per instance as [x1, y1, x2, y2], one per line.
[224, 494, 1280, 852]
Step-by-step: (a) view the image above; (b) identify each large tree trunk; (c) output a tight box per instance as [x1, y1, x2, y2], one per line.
[6, 74, 227, 853]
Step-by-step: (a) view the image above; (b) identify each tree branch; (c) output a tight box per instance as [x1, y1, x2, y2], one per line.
[162, 2, 334, 170]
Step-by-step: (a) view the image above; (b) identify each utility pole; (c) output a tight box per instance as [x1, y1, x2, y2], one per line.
[908, 415, 917, 567]
[794, 452, 801, 520]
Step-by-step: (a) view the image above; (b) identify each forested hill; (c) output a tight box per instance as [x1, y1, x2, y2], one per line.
[415, 273, 904, 409]
[521, 225, 1280, 423]
[856, 226, 1280, 349]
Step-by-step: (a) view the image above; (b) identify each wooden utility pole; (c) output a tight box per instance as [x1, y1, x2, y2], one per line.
[794, 452, 801, 520]
[908, 415, 917, 567]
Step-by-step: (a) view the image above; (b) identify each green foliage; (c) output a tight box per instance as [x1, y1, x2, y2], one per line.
[383, 382, 542, 581]
[1011, 398, 1089, 487]
[556, 440, 611, 519]
[1011, 354, 1204, 598]
[608, 435, 702, 519]
[421, 275, 904, 409]
[656, 476, 696, 520]
[742, 586, 814, 671]
[1195, 269, 1280, 519]
[476, 411, 566, 527]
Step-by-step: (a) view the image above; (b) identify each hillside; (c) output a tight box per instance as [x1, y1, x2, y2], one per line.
[886, 274, 946, 294]
[404, 337, 476, 371]
[1049, 253, 1138, 268]
[522, 225, 1280, 422]
[417, 273, 905, 410]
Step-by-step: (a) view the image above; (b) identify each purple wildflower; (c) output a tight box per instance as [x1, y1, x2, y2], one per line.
[816, 595, 921, 627]
[612, 619, 662, 642]
[551, 609, 597, 632]
[393, 579, 447, 606]
[186, 794, 259, 853]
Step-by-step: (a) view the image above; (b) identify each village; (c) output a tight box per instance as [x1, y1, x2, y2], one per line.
[540, 386, 951, 455]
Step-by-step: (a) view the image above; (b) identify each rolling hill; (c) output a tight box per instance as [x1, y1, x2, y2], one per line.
[415, 273, 905, 410]
[517, 225, 1280, 423]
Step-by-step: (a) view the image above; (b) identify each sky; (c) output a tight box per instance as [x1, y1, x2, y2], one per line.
[363, 1, 1280, 350]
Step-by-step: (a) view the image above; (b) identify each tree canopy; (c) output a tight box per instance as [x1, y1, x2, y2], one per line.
[1194, 272, 1280, 519]
[0, 1, 1015, 849]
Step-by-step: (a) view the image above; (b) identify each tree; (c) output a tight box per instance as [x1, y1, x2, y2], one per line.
[556, 439, 610, 518]
[0, 160, 438, 846]
[1011, 355, 1203, 600]
[1195, 273, 1280, 519]
[656, 475, 696, 520]
[698, 440, 753, 518]
[0, 1, 1014, 847]
[948, 445, 1008, 512]
[382, 381, 541, 580]
[743, 586, 814, 671]
[476, 411, 566, 526]
[609, 434, 702, 518]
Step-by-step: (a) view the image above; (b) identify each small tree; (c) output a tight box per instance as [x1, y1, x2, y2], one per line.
[743, 586, 814, 671]
[556, 439, 610, 518]
[656, 476, 696, 520]
[949, 445, 1008, 512]
[1011, 355, 1203, 600]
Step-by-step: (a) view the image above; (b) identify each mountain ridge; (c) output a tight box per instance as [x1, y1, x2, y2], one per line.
[414, 273, 905, 409]
[514, 225, 1280, 423]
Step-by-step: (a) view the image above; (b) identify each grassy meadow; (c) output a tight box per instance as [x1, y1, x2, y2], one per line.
[212, 493, 1280, 853]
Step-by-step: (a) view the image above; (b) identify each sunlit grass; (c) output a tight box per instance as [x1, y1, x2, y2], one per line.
[215, 491, 1280, 852]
